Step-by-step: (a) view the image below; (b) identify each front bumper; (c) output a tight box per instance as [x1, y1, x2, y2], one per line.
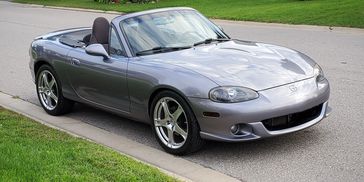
[189, 77, 330, 142]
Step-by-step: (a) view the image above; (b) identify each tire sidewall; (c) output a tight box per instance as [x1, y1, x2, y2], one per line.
[150, 90, 200, 155]
[36, 64, 67, 115]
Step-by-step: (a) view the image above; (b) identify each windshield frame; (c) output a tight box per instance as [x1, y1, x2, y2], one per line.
[118, 9, 230, 57]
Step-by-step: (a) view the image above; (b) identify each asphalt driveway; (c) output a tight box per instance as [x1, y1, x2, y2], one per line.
[0, 1, 364, 181]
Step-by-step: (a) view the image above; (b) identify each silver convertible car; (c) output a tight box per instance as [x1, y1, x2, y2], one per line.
[29, 7, 331, 155]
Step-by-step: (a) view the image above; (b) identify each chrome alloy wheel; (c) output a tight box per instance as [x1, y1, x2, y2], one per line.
[153, 97, 188, 149]
[37, 70, 59, 110]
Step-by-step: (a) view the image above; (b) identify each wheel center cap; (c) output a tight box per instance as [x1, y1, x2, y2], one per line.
[45, 89, 51, 95]
[167, 118, 175, 126]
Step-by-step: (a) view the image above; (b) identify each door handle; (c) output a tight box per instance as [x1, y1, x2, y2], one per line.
[70, 58, 80, 66]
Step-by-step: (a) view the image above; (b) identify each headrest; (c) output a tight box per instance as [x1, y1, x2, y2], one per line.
[90, 17, 110, 45]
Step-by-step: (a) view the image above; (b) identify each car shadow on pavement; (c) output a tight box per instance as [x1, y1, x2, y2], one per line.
[68, 103, 324, 160]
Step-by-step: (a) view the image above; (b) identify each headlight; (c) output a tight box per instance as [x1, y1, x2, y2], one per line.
[314, 64, 325, 82]
[209, 86, 259, 103]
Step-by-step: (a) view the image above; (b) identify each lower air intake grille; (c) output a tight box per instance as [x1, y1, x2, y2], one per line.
[262, 104, 323, 131]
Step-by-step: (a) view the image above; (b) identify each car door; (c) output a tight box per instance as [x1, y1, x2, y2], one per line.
[66, 26, 129, 112]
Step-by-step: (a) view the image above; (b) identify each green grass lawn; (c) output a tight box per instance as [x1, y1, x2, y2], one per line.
[14, 0, 364, 28]
[0, 107, 177, 182]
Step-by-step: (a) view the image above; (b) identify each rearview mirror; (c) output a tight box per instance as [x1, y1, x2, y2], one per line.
[85, 44, 110, 59]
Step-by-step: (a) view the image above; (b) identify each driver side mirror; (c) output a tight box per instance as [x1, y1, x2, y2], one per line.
[85, 44, 110, 59]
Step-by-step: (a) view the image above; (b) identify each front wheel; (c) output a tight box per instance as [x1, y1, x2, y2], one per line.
[151, 91, 204, 155]
[36, 64, 74, 116]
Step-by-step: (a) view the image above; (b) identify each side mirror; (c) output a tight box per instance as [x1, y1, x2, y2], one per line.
[85, 44, 110, 59]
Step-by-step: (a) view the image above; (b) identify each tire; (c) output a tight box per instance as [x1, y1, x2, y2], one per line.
[36, 64, 74, 116]
[150, 90, 204, 155]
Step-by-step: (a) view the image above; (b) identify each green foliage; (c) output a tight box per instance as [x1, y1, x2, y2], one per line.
[13, 0, 364, 28]
[0, 108, 178, 182]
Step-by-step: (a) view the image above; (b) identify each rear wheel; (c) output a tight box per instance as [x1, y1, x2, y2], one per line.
[36, 64, 74, 115]
[151, 90, 204, 155]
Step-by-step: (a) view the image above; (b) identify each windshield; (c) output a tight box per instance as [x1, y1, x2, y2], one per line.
[120, 10, 229, 55]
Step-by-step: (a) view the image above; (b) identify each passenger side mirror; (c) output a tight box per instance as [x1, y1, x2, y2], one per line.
[85, 44, 110, 59]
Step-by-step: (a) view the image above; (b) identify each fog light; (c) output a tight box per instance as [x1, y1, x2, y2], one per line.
[230, 124, 240, 135]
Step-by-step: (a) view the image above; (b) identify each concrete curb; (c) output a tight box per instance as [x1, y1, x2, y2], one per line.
[15, 2, 122, 15]
[19, 2, 364, 33]
[45, 6, 122, 15]
[0, 92, 240, 182]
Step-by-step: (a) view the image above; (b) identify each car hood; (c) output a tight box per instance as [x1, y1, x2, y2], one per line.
[141, 40, 316, 91]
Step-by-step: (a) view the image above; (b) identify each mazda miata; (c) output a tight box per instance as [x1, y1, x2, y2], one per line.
[29, 7, 331, 155]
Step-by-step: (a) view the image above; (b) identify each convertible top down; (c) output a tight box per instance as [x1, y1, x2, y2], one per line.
[29, 7, 330, 155]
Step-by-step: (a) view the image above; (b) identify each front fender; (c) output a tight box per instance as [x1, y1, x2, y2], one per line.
[127, 58, 219, 123]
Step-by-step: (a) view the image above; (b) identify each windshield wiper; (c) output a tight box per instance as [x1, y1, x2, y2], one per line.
[136, 46, 192, 56]
[193, 38, 231, 46]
